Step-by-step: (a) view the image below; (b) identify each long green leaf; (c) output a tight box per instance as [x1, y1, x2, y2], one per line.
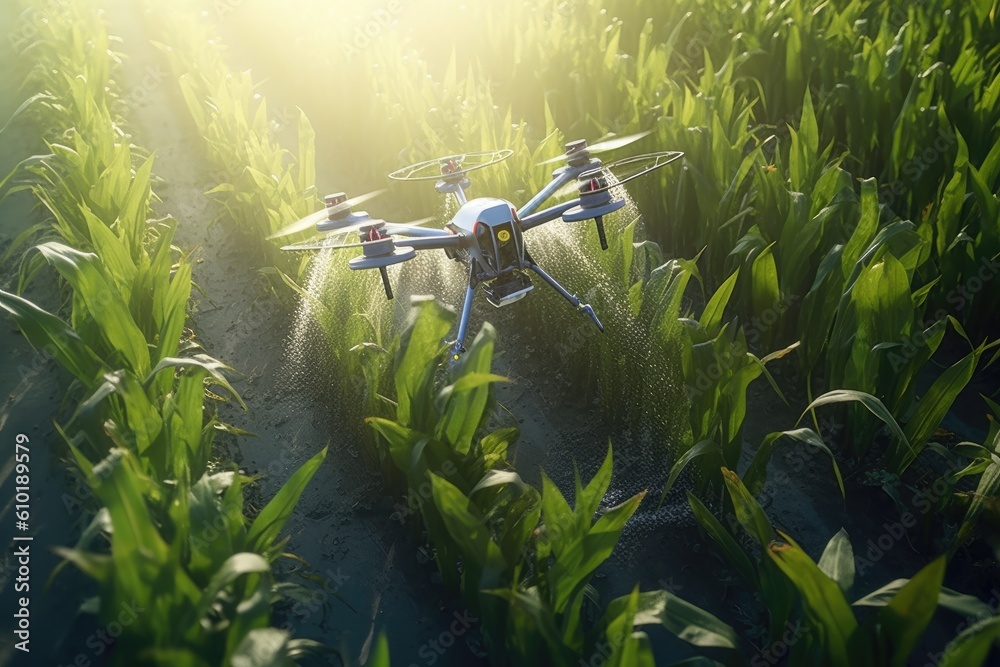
[767, 531, 858, 667]
[36, 242, 150, 375]
[687, 492, 757, 590]
[937, 616, 1000, 667]
[817, 528, 855, 594]
[873, 556, 946, 667]
[0, 289, 105, 384]
[629, 589, 741, 650]
[801, 390, 913, 463]
[246, 446, 328, 554]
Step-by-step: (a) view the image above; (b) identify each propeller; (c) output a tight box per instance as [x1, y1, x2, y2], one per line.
[550, 150, 684, 201]
[267, 189, 386, 240]
[596, 150, 683, 190]
[536, 130, 652, 166]
[388, 149, 513, 182]
[280, 239, 371, 253]
[557, 151, 683, 251]
[278, 217, 434, 252]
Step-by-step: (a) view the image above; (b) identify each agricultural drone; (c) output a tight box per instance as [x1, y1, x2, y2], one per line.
[273, 133, 682, 359]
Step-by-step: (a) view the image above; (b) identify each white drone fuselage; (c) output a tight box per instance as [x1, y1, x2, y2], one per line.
[446, 197, 534, 307]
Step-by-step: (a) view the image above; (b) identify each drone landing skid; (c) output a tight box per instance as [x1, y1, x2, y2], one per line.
[348, 241, 416, 300]
[447, 261, 604, 362]
[527, 262, 605, 333]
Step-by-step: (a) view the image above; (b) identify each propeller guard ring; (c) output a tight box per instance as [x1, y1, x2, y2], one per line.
[388, 149, 513, 182]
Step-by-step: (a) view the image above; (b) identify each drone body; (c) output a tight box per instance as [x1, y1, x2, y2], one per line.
[274, 137, 683, 359]
[446, 197, 533, 308]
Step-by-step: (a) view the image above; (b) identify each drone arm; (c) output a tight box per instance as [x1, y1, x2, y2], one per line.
[381, 223, 459, 239]
[389, 235, 463, 250]
[517, 166, 584, 217]
[518, 199, 582, 231]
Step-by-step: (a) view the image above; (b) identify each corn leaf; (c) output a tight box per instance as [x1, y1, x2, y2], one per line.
[246, 446, 328, 555]
[817, 528, 855, 594]
[687, 492, 757, 590]
[767, 531, 858, 667]
[0, 288, 105, 384]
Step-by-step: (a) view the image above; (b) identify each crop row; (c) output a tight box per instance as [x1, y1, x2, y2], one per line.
[0, 1, 326, 664]
[354, 297, 999, 665]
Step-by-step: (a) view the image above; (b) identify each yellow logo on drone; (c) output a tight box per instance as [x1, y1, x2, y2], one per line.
[497, 230, 511, 242]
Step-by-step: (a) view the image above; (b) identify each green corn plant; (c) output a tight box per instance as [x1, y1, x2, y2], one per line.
[656, 262, 798, 499]
[366, 299, 524, 585]
[770, 537, 994, 667]
[2, 83, 161, 290]
[364, 298, 545, 658]
[147, 8, 403, 449]
[2, 276, 330, 664]
[54, 442, 326, 666]
[727, 91, 855, 348]
[650, 72, 763, 280]
[491, 447, 645, 663]
[2, 231, 196, 422]
[793, 177, 990, 468]
[368, 298, 740, 665]
[954, 398, 1000, 549]
[868, 394, 1000, 553]
[686, 468, 798, 646]
[807, 319, 996, 474]
[1, 263, 328, 663]
[687, 468, 998, 667]
[149, 14, 317, 275]
[2, 2, 335, 663]
[795, 178, 900, 375]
